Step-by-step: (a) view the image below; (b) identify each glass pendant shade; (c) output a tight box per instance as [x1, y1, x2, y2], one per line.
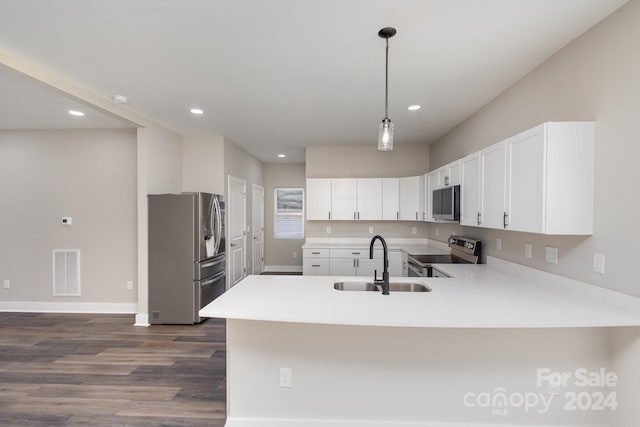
[378, 118, 394, 151]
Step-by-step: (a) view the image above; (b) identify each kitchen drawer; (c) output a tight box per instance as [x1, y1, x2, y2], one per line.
[303, 248, 330, 258]
[329, 248, 375, 259]
[303, 259, 330, 276]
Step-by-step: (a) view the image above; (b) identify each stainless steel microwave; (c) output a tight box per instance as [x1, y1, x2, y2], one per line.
[432, 185, 460, 221]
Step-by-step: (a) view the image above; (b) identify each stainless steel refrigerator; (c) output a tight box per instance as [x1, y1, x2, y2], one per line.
[148, 192, 225, 324]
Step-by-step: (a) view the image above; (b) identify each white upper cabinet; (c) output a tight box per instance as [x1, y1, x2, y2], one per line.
[398, 176, 421, 221]
[331, 179, 357, 220]
[356, 178, 383, 220]
[479, 141, 507, 229]
[460, 153, 481, 227]
[306, 178, 332, 220]
[425, 172, 438, 222]
[436, 160, 461, 188]
[382, 178, 400, 220]
[505, 122, 595, 234]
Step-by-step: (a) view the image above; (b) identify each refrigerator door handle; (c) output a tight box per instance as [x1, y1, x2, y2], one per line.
[215, 196, 223, 255]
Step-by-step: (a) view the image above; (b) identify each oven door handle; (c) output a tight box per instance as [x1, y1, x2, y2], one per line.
[407, 263, 425, 277]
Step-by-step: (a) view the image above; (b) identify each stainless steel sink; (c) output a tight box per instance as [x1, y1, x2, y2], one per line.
[388, 282, 431, 292]
[333, 282, 379, 292]
[333, 281, 431, 293]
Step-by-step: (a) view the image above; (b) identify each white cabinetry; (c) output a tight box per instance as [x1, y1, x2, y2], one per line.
[460, 153, 481, 227]
[330, 179, 357, 220]
[356, 178, 383, 220]
[468, 122, 594, 234]
[398, 176, 421, 221]
[382, 178, 400, 220]
[435, 160, 461, 188]
[302, 249, 330, 275]
[479, 141, 507, 229]
[309, 178, 383, 221]
[306, 179, 332, 220]
[425, 172, 439, 222]
[303, 247, 403, 277]
[504, 122, 594, 234]
[329, 249, 383, 276]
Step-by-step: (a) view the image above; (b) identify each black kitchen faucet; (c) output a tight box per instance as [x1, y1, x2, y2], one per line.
[369, 235, 390, 295]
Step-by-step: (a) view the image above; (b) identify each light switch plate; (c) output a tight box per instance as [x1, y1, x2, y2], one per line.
[3, 280, 9, 289]
[496, 238, 502, 252]
[62, 217, 72, 225]
[593, 253, 605, 274]
[545, 247, 558, 264]
[525, 243, 532, 259]
[411, 227, 417, 234]
[368, 226, 374, 234]
[279, 367, 292, 388]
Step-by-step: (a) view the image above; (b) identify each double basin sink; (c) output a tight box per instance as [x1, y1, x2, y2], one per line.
[334, 281, 431, 293]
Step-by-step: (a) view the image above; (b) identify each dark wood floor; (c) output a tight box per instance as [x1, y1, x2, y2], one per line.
[0, 312, 226, 426]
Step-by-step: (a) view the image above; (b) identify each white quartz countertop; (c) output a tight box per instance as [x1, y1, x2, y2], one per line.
[200, 257, 640, 328]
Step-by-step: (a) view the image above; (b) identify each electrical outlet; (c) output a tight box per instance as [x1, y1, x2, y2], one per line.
[127, 280, 133, 290]
[61, 217, 72, 225]
[293, 252, 297, 259]
[435, 228, 439, 236]
[411, 227, 417, 235]
[3, 279, 9, 289]
[496, 238, 502, 252]
[593, 253, 605, 274]
[326, 226, 331, 234]
[525, 243, 532, 259]
[279, 367, 292, 388]
[368, 226, 374, 234]
[545, 247, 558, 264]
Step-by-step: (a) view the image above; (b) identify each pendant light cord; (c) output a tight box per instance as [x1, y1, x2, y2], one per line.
[384, 37, 389, 120]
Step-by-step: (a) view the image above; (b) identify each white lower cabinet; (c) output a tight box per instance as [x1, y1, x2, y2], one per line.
[303, 247, 403, 277]
[302, 249, 330, 276]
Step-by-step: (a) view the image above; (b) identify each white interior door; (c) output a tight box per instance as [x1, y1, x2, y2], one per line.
[252, 184, 264, 274]
[228, 176, 247, 287]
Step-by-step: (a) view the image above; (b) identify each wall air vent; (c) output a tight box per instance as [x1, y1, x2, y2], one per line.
[52, 249, 81, 296]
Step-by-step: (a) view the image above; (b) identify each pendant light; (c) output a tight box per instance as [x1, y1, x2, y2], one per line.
[377, 27, 396, 151]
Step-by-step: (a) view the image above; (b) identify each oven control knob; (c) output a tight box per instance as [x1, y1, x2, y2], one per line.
[466, 242, 474, 249]
[449, 238, 456, 244]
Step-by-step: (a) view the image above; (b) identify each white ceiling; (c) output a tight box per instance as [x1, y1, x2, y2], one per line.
[0, 0, 627, 162]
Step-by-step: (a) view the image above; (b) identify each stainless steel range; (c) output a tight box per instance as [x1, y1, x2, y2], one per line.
[407, 236, 481, 277]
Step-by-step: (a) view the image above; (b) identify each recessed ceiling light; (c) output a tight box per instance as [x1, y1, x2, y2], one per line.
[408, 105, 421, 111]
[190, 108, 204, 115]
[277, 154, 286, 158]
[68, 110, 85, 117]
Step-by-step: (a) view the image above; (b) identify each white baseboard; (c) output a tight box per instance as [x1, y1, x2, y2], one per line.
[134, 313, 150, 326]
[0, 301, 137, 314]
[263, 265, 302, 273]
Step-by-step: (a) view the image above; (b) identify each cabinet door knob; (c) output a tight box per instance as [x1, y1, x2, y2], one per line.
[477, 212, 481, 225]
[503, 212, 509, 228]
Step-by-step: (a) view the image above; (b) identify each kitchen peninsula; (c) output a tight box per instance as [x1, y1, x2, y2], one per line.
[200, 257, 640, 426]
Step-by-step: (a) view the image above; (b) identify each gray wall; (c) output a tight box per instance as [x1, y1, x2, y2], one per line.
[305, 144, 430, 238]
[224, 139, 264, 275]
[182, 135, 225, 194]
[263, 163, 306, 268]
[428, 0, 640, 297]
[0, 129, 137, 304]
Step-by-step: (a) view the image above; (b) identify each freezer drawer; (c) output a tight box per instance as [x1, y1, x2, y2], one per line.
[194, 271, 226, 323]
[195, 253, 225, 280]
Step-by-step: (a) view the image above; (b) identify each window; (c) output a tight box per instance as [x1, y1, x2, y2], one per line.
[274, 188, 304, 239]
